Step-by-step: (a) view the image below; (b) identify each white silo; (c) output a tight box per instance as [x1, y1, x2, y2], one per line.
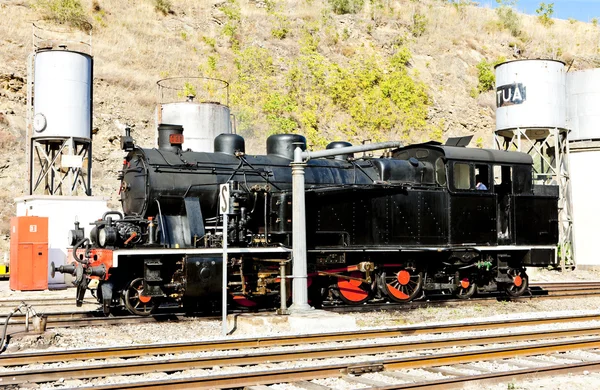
[566, 69, 600, 269]
[27, 23, 93, 196]
[494, 59, 573, 268]
[16, 22, 108, 289]
[496, 60, 567, 138]
[155, 77, 233, 152]
[33, 50, 92, 141]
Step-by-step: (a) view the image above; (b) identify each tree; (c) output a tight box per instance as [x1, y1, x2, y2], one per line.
[536, 2, 554, 27]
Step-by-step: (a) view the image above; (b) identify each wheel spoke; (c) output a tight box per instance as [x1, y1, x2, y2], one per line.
[504, 269, 528, 297]
[336, 271, 371, 304]
[383, 269, 423, 303]
[124, 278, 155, 316]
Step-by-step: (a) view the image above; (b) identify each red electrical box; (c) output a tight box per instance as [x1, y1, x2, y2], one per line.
[9, 216, 49, 291]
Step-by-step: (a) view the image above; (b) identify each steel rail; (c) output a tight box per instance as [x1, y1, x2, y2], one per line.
[0, 312, 187, 338]
[3, 313, 600, 367]
[0, 311, 188, 326]
[375, 361, 600, 389]
[544, 288, 600, 295]
[3, 324, 600, 385]
[0, 311, 94, 322]
[530, 282, 600, 288]
[540, 285, 600, 291]
[0, 298, 80, 307]
[66, 337, 600, 389]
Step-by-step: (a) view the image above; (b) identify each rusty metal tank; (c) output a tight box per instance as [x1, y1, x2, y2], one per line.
[155, 78, 232, 152]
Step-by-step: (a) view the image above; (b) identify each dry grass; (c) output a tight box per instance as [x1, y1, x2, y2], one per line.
[69, 0, 600, 149]
[0, 0, 598, 210]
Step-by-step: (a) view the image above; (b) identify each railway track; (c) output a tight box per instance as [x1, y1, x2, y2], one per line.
[0, 281, 599, 332]
[2, 313, 600, 387]
[85, 340, 600, 390]
[97, 343, 600, 390]
[0, 283, 599, 388]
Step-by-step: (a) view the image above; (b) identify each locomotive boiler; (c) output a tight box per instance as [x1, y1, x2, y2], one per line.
[54, 126, 559, 315]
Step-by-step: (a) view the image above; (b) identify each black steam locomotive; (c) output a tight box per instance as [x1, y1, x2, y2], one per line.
[55, 126, 558, 315]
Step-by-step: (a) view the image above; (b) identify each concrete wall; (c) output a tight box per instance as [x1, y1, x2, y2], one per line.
[569, 144, 600, 266]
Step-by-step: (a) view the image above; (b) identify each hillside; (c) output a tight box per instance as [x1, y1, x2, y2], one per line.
[0, 0, 599, 252]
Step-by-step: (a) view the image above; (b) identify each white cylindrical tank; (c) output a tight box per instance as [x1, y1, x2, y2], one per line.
[495, 60, 567, 135]
[567, 69, 600, 142]
[32, 49, 92, 140]
[569, 146, 600, 266]
[157, 102, 232, 152]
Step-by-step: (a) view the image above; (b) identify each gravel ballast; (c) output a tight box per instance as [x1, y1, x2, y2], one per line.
[3, 268, 600, 389]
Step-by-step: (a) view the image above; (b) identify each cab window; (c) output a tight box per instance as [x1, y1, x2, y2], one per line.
[435, 157, 446, 186]
[453, 163, 470, 190]
[513, 165, 532, 194]
[494, 165, 513, 193]
[474, 164, 489, 191]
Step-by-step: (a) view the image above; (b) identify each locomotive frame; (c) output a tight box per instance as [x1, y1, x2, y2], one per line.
[54, 131, 558, 315]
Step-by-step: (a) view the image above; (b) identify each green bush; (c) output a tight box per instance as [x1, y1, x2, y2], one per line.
[271, 27, 288, 39]
[410, 12, 427, 37]
[390, 46, 412, 68]
[226, 36, 436, 147]
[207, 55, 218, 72]
[153, 0, 172, 15]
[329, 0, 364, 15]
[34, 0, 89, 29]
[92, 3, 106, 28]
[220, 0, 241, 49]
[476, 60, 495, 93]
[495, 0, 521, 37]
[202, 36, 216, 50]
[263, 92, 299, 134]
[271, 14, 290, 39]
[177, 82, 197, 99]
[536, 2, 554, 27]
[264, 1, 290, 40]
[264, 0, 277, 13]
